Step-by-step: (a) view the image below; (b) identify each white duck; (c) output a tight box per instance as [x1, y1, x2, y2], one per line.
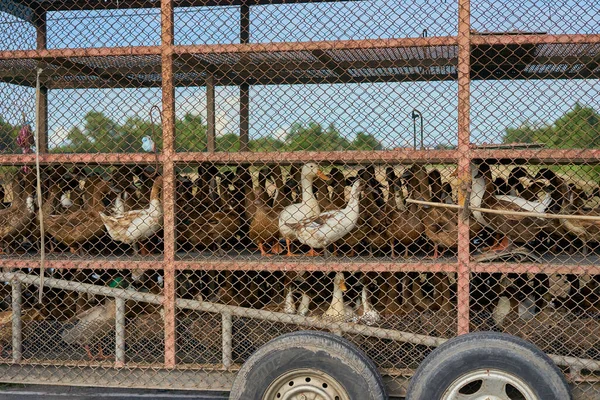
[321, 272, 355, 322]
[353, 286, 381, 326]
[284, 286, 296, 314]
[100, 176, 163, 255]
[61, 299, 116, 360]
[470, 163, 552, 228]
[293, 179, 363, 250]
[283, 287, 312, 316]
[279, 163, 329, 256]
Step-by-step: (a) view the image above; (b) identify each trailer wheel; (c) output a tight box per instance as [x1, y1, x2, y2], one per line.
[229, 330, 387, 400]
[405, 331, 571, 400]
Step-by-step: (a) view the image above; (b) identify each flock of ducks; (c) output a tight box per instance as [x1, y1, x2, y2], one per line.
[1, 161, 600, 360]
[1, 161, 599, 260]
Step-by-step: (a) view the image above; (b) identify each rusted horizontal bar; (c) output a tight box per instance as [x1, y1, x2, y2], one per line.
[0, 258, 458, 273]
[470, 262, 600, 275]
[2, 271, 448, 348]
[0, 259, 162, 270]
[471, 148, 600, 164]
[173, 149, 459, 164]
[0, 364, 236, 392]
[1, 148, 595, 166]
[174, 259, 459, 273]
[0, 46, 162, 61]
[175, 36, 459, 56]
[471, 33, 600, 46]
[31, 0, 356, 12]
[0, 153, 162, 165]
[44, 72, 458, 89]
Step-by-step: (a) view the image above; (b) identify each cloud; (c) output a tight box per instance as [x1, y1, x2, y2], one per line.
[176, 89, 239, 138]
[48, 126, 71, 149]
[271, 127, 287, 142]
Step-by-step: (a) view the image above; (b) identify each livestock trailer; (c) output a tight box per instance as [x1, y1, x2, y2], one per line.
[0, 0, 598, 398]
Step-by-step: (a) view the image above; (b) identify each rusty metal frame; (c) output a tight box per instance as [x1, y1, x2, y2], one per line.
[1, 0, 600, 392]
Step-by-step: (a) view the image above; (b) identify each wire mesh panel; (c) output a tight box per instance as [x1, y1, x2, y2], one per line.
[0, 0, 597, 398]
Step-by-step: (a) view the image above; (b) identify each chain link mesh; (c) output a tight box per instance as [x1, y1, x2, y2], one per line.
[0, 0, 597, 398]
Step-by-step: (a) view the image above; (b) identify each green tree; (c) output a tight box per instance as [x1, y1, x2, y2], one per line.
[503, 104, 600, 149]
[175, 113, 208, 152]
[286, 122, 351, 151]
[249, 136, 285, 152]
[120, 116, 162, 153]
[0, 117, 18, 153]
[350, 131, 383, 150]
[216, 133, 240, 152]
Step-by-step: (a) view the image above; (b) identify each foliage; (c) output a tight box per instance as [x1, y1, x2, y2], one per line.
[503, 103, 600, 149]
[45, 113, 384, 153]
[0, 117, 21, 154]
[503, 104, 600, 181]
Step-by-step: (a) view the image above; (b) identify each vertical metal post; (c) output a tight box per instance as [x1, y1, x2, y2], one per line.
[239, 3, 250, 152]
[115, 297, 126, 367]
[222, 313, 232, 368]
[161, 0, 177, 368]
[456, 0, 472, 336]
[206, 75, 216, 152]
[34, 10, 48, 153]
[11, 280, 22, 363]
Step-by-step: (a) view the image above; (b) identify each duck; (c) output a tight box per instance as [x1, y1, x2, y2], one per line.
[321, 272, 355, 322]
[284, 286, 296, 314]
[329, 167, 347, 210]
[249, 167, 286, 256]
[492, 288, 537, 329]
[292, 179, 363, 250]
[109, 165, 139, 213]
[0, 171, 35, 254]
[182, 175, 240, 255]
[387, 166, 425, 258]
[379, 272, 413, 316]
[352, 286, 381, 326]
[282, 286, 312, 316]
[414, 165, 457, 258]
[99, 175, 163, 255]
[0, 308, 45, 356]
[472, 163, 555, 252]
[45, 176, 111, 255]
[566, 183, 590, 210]
[61, 299, 116, 360]
[279, 163, 329, 256]
[360, 166, 388, 254]
[0, 179, 7, 209]
[313, 176, 332, 212]
[536, 170, 600, 255]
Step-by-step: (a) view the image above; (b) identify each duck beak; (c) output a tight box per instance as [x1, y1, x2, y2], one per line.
[317, 170, 330, 181]
[339, 279, 347, 292]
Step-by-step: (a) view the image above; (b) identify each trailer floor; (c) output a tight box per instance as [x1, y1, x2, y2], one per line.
[0, 384, 406, 399]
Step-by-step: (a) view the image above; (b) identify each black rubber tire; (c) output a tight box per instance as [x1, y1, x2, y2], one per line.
[405, 331, 572, 400]
[229, 330, 388, 400]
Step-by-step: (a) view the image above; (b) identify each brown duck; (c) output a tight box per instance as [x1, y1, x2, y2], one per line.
[44, 176, 111, 255]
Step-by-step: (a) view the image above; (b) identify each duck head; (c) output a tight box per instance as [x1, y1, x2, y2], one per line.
[302, 163, 329, 182]
[334, 272, 347, 292]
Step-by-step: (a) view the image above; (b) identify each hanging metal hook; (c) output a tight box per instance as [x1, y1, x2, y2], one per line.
[411, 108, 424, 150]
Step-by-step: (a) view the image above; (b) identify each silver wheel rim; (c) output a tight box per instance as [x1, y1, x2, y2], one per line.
[442, 369, 539, 400]
[262, 368, 351, 400]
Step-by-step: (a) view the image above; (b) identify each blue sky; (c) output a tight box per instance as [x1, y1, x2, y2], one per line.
[0, 0, 598, 150]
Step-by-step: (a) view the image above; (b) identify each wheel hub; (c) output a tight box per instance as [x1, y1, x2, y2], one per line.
[442, 369, 538, 400]
[263, 368, 350, 400]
